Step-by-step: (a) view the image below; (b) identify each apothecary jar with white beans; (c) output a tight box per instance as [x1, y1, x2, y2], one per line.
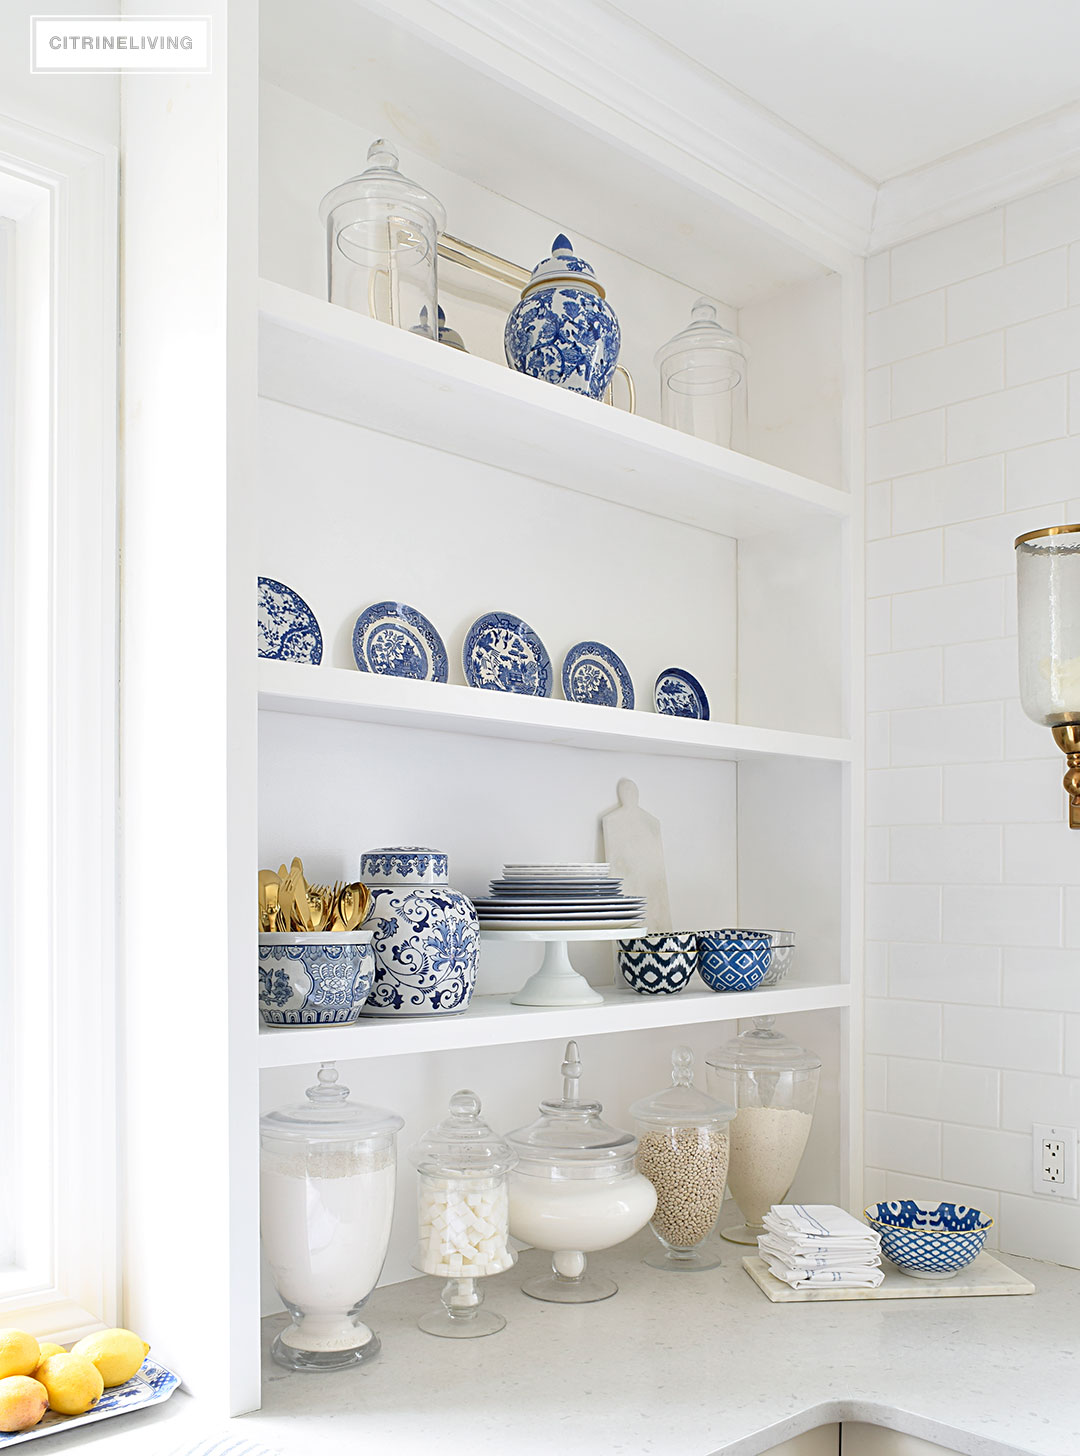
[260, 1063, 404, 1371]
[705, 1018, 821, 1245]
[410, 1089, 517, 1339]
[506, 1040, 656, 1305]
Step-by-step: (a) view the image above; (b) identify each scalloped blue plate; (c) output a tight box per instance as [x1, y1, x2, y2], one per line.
[352, 601, 448, 682]
[561, 641, 634, 709]
[654, 667, 709, 719]
[463, 612, 552, 697]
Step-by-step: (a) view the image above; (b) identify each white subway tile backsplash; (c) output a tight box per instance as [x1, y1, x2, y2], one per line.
[867, 529, 942, 596]
[889, 942, 1002, 1004]
[866, 998, 942, 1058]
[1006, 177, 1080, 260]
[867, 711, 890, 769]
[1006, 305, 1080, 385]
[1066, 1016, 1080, 1076]
[946, 378, 1067, 462]
[867, 291, 946, 368]
[943, 1004, 1063, 1072]
[865, 1111, 942, 1177]
[867, 597, 891, 654]
[869, 767, 942, 825]
[947, 251, 1069, 342]
[868, 410, 946, 482]
[864, 1054, 888, 1112]
[866, 366, 891, 427]
[944, 636, 1019, 704]
[867, 883, 942, 942]
[1001, 1069, 1080, 1132]
[1071, 369, 1080, 433]
[891, 578, 1006, 651]
[885, 1057, 942, 1119]
[867, 826, 890, 883]
[941, 1125, 1031, 1196]
[943, 884, 1061, 946]
[866, 941, 890, 997]
[1005, 823, 1080, 887]
[1071, 242, 1080, 305]
[999, 1194, 1080, 1267]
[891, 457, 1004, 534]
[944, 758, 1066, 823]
[1005, 435, 1080, 510]
[889, 702, 1003, 767]
[866, 481, 892, 540]
[892, 334, 1004, 419]
[943, 505, 1060, 583]
[891, 210, 1003, 302]
[866, 251, 890, 312]
[867, 648, 941, 712]
[889, 827, 1002, 886]
[1003, 699, 1061, 762]
[940, 1064, 1001, 1126]
[1003, 947, 1080, 1012]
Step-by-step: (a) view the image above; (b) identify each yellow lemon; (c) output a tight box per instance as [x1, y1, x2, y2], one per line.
[36, 1353, 103, 1415]
[0, 1375, 48, 1432]
[32, 1342, 65, 1376]
[71, 1328, 149, 1388]
[0, 1330, 40, 1380]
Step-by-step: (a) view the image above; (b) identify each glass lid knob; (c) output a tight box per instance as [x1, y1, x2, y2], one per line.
[306, 1061, 349, 1105]
[671, 1044, 694, 1087]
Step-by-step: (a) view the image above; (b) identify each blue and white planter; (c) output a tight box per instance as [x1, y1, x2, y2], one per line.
[359, 846, 479, 1017]
[258, 932, 374, 1025]
[864, 1199, 993, 1279]
[505, 234, 620, 401]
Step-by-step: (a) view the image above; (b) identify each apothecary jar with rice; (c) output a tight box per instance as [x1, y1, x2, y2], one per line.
[705, 1018, 821, 1244]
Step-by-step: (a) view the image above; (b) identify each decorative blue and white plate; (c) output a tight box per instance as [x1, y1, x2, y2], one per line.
[258, 577, 323, 664]
[562, 641, 634, 709]
[654, 667, 709, 720]
[0, 1358, 179, 1446]
[463, 612, 552, 697]
[352, 601, 448, 683]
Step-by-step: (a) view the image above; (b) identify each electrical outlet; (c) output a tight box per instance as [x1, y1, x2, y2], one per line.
[1032, 1124, 1078, 1199]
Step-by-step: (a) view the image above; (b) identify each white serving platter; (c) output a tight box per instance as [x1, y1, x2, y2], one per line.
[743, 1251, 1035, 1303]
[0, 1358, 179, 1447]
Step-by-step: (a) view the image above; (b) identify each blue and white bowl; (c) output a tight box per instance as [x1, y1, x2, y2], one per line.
[258, 932, 374, 1026]
[697, 933, 772, 991]
[864, 1200, 993, 1279]
[618, 935, 696, 995]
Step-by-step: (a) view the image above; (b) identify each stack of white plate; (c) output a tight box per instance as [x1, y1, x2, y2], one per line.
[474, 862, 647, 932]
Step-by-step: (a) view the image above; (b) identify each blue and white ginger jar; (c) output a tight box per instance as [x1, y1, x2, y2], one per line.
[258, 932, 375, 1025]
[360, 846, 480, 1017]
[504, 234, 620, 400]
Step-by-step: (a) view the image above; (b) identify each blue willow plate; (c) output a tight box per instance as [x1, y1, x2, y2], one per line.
[561, 641, 634, 710]
[0, 1357, 179, 1446]
[352, 601, 448, 683]
[463, 612, 552, 697]
[654, 667, 709, 720]
[258, 577, 323, 664]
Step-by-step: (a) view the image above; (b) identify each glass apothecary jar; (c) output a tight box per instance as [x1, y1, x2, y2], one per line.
[655, 298, 748, 448]
[1016, 525, 1080, 726]
[260, 1063, 403, 1371]
[630, 1046, 735, 1272]
[318, 139, 446, 335]
[411, 1089, 516, 1339]
[705, 1018, 820, 1245]
[506, 1040, 656, 1303]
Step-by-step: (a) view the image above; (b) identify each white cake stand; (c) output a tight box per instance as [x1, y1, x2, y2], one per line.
[480, 927, 640, 1007]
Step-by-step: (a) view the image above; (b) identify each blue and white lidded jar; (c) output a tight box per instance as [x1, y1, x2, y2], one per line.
[360, 847, 480, 1017]
[504, 234, 621, 400]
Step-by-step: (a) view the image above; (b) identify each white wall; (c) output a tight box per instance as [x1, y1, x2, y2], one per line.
[863, 180, 1080, 1267]
[0, 1, 117, 148]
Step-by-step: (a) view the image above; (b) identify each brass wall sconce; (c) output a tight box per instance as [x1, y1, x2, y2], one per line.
[1016, 523, 1080, 827]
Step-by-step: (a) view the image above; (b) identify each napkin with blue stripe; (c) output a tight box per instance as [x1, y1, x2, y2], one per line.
[758, 1203, 884, 1288]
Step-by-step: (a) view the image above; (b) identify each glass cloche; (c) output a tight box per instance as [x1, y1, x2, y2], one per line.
[655, 298, 748, 448]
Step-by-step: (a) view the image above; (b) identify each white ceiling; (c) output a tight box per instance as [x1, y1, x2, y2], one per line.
[608, 0, 1080, 183]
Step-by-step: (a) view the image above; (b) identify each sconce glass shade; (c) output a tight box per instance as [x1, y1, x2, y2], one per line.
[1016, 524, 1080, 726]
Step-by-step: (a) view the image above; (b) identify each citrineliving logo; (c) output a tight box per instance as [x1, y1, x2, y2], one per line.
[31, 15, 211, 72]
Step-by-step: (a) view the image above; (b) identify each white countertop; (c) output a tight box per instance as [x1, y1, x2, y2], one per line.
[33, 1236, 1080, 1456]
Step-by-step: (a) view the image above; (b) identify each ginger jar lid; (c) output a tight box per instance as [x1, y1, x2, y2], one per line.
[521, 233, 606, 299]
[360, 846, 449, 886]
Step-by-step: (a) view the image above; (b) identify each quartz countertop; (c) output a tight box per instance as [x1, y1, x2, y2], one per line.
[33, 1236, 1080, 1456]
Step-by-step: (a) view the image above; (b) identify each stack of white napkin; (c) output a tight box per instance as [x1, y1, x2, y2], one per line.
[758, 1204, 884, 1288]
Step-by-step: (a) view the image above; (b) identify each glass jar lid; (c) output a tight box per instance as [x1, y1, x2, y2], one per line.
[654, 298, 748, 392]
[706, 1017, 821, 1072]
[411, 1089, 516, 1178]
[360, 846, 448, 886]
[506, 1040, 636, 1175]
[318, 138, 447, 233]
[521, 234, 606, 299]
[630, 1045, 735, 1128]
[260, 1063, 404, 1142]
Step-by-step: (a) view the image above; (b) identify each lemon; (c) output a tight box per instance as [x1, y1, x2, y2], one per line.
[36, 1353, 103, 1415]
[0, 1375, 48, 1432]
[71, 1328, 149, 1388]
[32, 1342, 65, 1375]
[0, 1330, 40, 1380]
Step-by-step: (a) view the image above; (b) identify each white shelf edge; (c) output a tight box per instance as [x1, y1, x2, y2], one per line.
[257, 661, 852, 765]
[258, 280, 852, 540]
[257, 980, 852, 1068]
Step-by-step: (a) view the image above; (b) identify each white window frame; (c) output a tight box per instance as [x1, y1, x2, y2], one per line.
[0, 113, 118, 1341]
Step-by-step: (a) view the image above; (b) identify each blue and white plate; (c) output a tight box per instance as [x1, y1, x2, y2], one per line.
[464, 612, 552, 697]
[654, 667, 709, 720]
[258, 577, 323, 664]
[562, 641, 634, 709]
[0, 1358, 179, 1446]
[352, 601, 448, 683]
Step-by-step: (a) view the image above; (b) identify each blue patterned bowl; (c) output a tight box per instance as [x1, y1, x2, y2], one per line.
[864, 1200, 993, 1279]
[617, 937, 696, 995]
[258, 932, 374, 1026]
[697, 933, 772, 991]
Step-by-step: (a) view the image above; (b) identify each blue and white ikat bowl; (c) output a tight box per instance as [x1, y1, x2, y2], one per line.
[863, 1199, 993, 1279]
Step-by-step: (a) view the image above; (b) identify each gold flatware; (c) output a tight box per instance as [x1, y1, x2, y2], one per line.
[337, 882, 371, 932]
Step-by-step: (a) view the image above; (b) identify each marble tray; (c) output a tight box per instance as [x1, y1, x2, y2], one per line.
[743, 1250, 1036, 1302]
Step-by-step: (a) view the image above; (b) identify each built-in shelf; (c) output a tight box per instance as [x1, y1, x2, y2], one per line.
[258, 280, 852, 540]
[258, 660, 852, 764]
[257, 979, 851, 1068]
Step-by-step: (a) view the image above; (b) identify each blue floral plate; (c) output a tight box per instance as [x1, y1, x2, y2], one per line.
[352, 601, 448, 683]
[562, 641, 634, 709]
[463, 612, 552, 697]
[258, 577, 322, 664]
[0, 1357, 179, 1446]
[654, 667, 709, 720]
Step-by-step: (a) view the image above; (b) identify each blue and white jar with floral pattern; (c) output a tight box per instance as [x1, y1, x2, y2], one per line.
[258, 932, 375, 1025]
[359, 846, 479, 1017]
[504, 234, 620, 400]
